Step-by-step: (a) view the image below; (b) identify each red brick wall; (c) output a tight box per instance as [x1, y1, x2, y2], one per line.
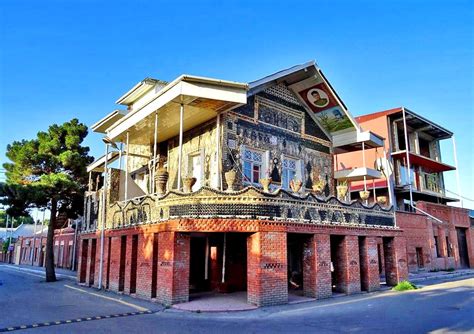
[156, 232, 190, 306]
[340, 235, 361, 294]
[383, 236, 408, 285]
[78, 218, 407, 307]
[397, 203, 474, 271]
[247, 232, 288, 306]
[303, 234, 332, 299]
[359, 237, 380, 292]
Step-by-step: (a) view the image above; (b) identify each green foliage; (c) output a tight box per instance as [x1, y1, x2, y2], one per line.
[1, 238, 16, 253]
[392, 280, 417, 291]
[0, 210, 34, 227]
[1, 118, 93, 222]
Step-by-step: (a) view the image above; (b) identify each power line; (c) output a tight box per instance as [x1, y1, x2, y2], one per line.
[445, 189, 474, 202]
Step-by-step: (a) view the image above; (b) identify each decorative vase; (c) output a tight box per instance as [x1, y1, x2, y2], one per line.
[359, 190, 370, 201]
[183, 176, 197, 193]
[224, 170, 237, 192]
[312, 181, 325, 196]
[259, 177, 272, 193]
[155, 168, 169, 195]
[336, 185, 348, 200]
[377, 196, 388, 205]
[289, 179, 303, 193]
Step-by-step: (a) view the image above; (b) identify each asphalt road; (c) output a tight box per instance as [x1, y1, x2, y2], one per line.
[0, 264, 473, 334]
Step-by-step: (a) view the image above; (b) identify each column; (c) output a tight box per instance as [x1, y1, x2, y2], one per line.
[359, 237, 380, 292]
[124, 233, 134, 294]
[156, 232, 190, 306]
[247, 232, 288, 307]
[108, 236, 122, 292]
[136, 232, 155, 299]
[78, 238, 88, 283]
[340, 235, 361, 294]
[383, 236, 408, 286]
[303, 234, 332, 299]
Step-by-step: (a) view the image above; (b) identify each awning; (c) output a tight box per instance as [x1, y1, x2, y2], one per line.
[91, 109, 127, 134]
[391, 151, 455, 172]
[87, 151, 120, 173]
[334, 167, 383, 181]
[107, 75, 248, 143]
[333, 130, 384, 153]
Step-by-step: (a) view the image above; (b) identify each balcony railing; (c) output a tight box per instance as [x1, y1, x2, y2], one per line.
[79, 186, 397, 233]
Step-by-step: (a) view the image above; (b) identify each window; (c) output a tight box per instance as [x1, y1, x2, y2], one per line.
[187, 150, 204, 189]
[243, 148, 264, 184]
[282, 158, 297, 189]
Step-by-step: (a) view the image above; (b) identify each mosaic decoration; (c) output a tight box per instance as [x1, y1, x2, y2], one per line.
[92, 186, 396, 233]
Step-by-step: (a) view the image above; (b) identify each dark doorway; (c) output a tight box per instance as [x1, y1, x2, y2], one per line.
[151, 233, 159, 298]
[287, 234, 306, 293]
[359, 237, 368, 292]
[416, 247, 424, 269]
[130, 235, 138, 294]
[79, 239, 88, 283]
[456, 228, 470, 268]
[89, 239, 97, 286]
[330, 235, 344, 293]
[118, 236, 127, 292]
[189, 233, 248, 294]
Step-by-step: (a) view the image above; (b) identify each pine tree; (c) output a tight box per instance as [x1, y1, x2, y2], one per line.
[1, 119, 93, 281]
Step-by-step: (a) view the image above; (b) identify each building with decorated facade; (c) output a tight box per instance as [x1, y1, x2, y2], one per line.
[78, 61, 408, 307]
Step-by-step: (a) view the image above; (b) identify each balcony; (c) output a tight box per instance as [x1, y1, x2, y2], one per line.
[391, 151, 455, 173]
[81, 184, 396, 234]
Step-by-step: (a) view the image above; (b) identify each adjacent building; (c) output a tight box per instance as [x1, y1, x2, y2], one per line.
[336, 107, 474, 272]
[78, 61, 408, 307]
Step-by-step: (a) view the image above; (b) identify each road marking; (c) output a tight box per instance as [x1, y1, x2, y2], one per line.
[63, 284, 149, 312]
[0, 311, 155, 332]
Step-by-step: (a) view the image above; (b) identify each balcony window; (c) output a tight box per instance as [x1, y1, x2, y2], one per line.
[282, 157, 303, 190]
[187, 149, 205, 189]
[242, 147, 267, 185]
[398, 165, 416, 187]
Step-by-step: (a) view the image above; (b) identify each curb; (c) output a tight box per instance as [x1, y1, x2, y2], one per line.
[409, 271, 474, 283]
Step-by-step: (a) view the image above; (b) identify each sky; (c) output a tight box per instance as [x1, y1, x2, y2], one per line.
[0, 0, 473, 212]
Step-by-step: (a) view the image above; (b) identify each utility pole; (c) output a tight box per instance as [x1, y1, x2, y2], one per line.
[31, 210, 39, 266]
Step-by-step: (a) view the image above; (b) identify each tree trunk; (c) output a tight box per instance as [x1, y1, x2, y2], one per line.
[45, 199, 57, 282]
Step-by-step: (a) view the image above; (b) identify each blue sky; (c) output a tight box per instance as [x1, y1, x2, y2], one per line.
[1, 0, 473, 209]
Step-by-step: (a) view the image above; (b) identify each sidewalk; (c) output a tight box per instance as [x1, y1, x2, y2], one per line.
[0, 263, 77, 280]
[408, 268, 474, 283]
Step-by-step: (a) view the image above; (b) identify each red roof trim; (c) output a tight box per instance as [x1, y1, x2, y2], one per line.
[355, 107, 403, 123]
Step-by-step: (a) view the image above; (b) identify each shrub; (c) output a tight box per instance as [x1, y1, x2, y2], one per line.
[392, 280, 417, 291]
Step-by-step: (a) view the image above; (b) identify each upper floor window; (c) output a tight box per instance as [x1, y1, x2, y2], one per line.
[187, 149, 205, 189]
[282, 157, 303, 190]
[242, 147, 266, 185]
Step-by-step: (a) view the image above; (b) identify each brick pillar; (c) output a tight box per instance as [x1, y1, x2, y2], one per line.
[85, 238, 93, 286]
[78, 238, 88, 283]
[156, 232, 190, 306]
[94, 237, 102, 288]
[359, 237, 380, 292]
[339, 235, 361, 294]
[108, 236, 121, 292]
[136, 232, 154, 299]
[303, 234, 332, 299]
[124, 234, 134, 294]
[101, 236, 110, 289]
[247, 232, 288, 306]
[383, 237, 408, 286]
